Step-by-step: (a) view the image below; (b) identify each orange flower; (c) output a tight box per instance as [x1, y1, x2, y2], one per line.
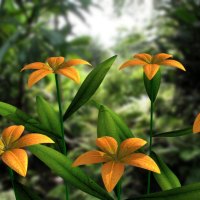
[119, 53, 186, 80]
[0, 125, 54, 176]
[72, 136, 160, 192]
[193, 113, 200, 133]
[21, 57, 91, 88]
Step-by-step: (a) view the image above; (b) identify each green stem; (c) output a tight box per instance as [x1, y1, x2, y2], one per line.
[8, 168, 17, 200]
[116, 178, 122, 200]
[147, 99, 154, 194]
[55, 74, 69, 200]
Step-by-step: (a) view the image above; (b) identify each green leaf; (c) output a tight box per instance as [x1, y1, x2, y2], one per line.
[143, 69, 161, 102]
[97, 104, 134, 143]
[154, 127, 192, 137]
[151, 152, 181, 191]
[0, 101, 62, 140]
[14, 181, 42, 200]
[63, 55, 117, 120]
[36, 96, 61, 137]
[28, 145, 113, 200]
[127, 182, 200, 200]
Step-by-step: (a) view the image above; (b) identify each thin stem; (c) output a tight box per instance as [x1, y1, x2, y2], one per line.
[147, 99, 154, 194]
[55, 74, 69, 200]
[116, 178, 122, 200]
[8, 168, 17, 200]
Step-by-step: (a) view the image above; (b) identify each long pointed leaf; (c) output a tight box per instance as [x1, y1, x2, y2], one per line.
[154, 127, 192, 137]
[63, 55, 117, 120]
[97, 104, 134, 143]
[28, 145, 113, 200]
[151, 152, 181, 191]
[128, 182, 200, 200]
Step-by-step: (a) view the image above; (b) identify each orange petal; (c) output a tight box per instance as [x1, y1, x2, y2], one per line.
[193, 113, 200, 133]
[96, 136, 118, 156]
[143, 64, 160, 80]
[133, 53, 152, 63]
[118, 138, 147, 159]
[28, 69, 52, 88]
[2, 149, 28, 177]
[159, 59, 186, 71]
[2, 125, 24, 146]
[72, 150, 111, 166]
[47, 57, 65, 69]
[101, 161, 124, 192]
[152, 53, 173, 64]
[21, 62, 49, 72]
[119, 59, 147, 70]
[14, 134, 54, 148]
[56, 67, 80, 83]
[60, 59, 91, 69]
[122, 153, 160, 173]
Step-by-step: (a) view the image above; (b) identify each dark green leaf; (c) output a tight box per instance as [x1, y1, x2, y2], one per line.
[63, 55, 117, 120]
[151, 152, 181, 191]
[0, 101, 62, 140]
[36, 96, 61, 137]
[128, 182, 200, 200]
[14, 181, 42, 200]
[154, 127, 192, 137]
[28, 145, 113, 200]
[143, 69, 161, 102]
[97, 104, 134, 143]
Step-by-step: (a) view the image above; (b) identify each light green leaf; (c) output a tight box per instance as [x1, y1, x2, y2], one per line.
[97, 104, 134, 143]
[36, 96, 61, 137]
[28, 145, 113, 200]
[151, 152, 181, 191]
[154, 128, 192, 137]
[63, 55, 117, 120]
[143, 69, 161, 102]
[127, 182, 200, 200]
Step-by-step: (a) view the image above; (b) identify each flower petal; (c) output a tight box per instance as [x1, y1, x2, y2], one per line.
[14, 134, 54, 148]
[28, 69, 52, 88]
[21, 62, 49, 71]
[2, 149, 28, 177]
[193, 113, 200, 133]
[72, 150, 111, 166]
[118, 138, 147, 159]
[122, 153, 160, 173]
[96, 136, 118, 155]
[60, 59, 91, 69]
[56, 67, 80, 83]
[133, 53, 152, 63]
[101, 161, 124, 192]
[143, 64, 160, 80]
[119, 59, 147, 70]
[2, 125, 24, 146]
[47, 57, 65, 69]
[159, 59, 186, 71]
[152, 53, 173, 64]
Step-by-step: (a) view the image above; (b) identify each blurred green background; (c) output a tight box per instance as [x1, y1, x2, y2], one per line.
[0, 0, 200, 199]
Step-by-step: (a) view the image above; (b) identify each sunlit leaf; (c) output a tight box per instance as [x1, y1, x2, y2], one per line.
[28, 145, 113, 200]
[63, 55, 117, 120]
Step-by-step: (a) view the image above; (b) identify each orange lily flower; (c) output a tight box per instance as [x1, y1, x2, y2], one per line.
[119, 53, 186, 80]
[193, 113, 200, 133]
[21, 57, 91, 88]
[0, 125, 54, 176]
[72, 136, 160, 192]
